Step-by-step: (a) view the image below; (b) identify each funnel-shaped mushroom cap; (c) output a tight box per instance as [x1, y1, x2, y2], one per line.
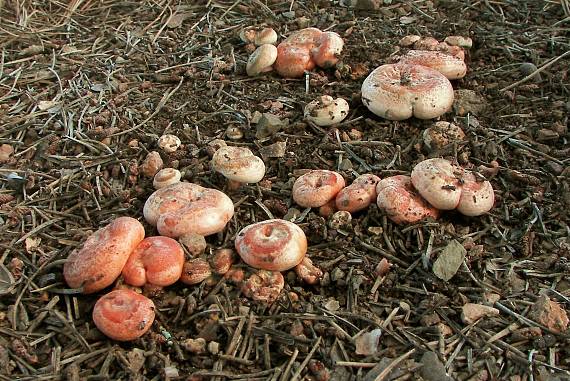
[292, 170, 346, 208]
[361, 64, 454, 121]
[235, 219, 307, 271]
[457, 173, 495, 216]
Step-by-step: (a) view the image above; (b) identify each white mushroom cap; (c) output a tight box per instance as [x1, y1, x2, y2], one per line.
[444, 36, 473, 49]
[304, 95, 349, 126]
[246, 44, 278, 76]
[211, 146, 266, 183]
[254, 28, 278, 46]
[410, 158, 463, 210]
[153, 168, 181, 189]
[157, 134, 181, 153]
[398, 50, 467, 80]
[399, 35, 421, 47]
[361, 63, 454, 121]
[456, 173, 494, 216]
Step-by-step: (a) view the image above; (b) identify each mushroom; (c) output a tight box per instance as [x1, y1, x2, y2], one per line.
[157, 134, 181, 153]
[456, 173, 494, 216]
[397, 50, 467, 80]
[413, 36, 440, 51]
[180, 258, 212, 285]
[444, 35, 473, 49]
[122, 236, 185, 287]
[335, 174, 381, 213]
[274, 42, 316, 78]
[153, 168, 181, 189]
[63, 217, 145, 294]
[92, 289, 155, 341]
[304, 95, 349, 126]
[143, 182, 234, 238]
[273, 27, 344, 78]
[246, 44, 278, 76]
[241, 269, 284, 303]
[311, 31, 344, 68]
[376, 175, 440, 224]
[294, 257, 323, 285]
[292, 170, 345, 208]
[211, 146, 266, 186]
[254, 28, 278, 45]
[399, 35, 421, 47]
[410, 158, 463, 210]
[423, 121, 466, 151]
[210, 248, 237, 275]
[235, 219, 307, 271]
[361, 63, 454, 121]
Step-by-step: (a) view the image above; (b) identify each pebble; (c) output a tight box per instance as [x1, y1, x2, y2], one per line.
[420, 352, 453, 381]
[461, 303, 500, 324]
[453, 89, 488, 116]
[141, 151, 164, 177]
[529, 294, 569, 333]
[255, 113, 288, 139]
[259, 141, 287, 159]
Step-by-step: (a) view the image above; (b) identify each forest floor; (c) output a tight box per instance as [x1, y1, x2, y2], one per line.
[1, 1, 569, 380]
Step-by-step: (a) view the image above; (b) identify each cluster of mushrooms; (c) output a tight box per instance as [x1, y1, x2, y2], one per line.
[243, 26, 344, 78]
[63, 27, 492, 342]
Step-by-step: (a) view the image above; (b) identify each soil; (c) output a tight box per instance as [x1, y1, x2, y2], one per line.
[1, 1, 569, 380]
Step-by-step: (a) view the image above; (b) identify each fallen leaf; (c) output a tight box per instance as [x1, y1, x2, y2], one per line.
[432, 239, 466, 281]
[167, 13, 189, 29]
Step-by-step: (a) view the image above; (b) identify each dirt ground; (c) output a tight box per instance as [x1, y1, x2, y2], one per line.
[1, 1, 569, 380]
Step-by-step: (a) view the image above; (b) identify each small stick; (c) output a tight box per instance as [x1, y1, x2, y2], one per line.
[500, 50, 570, 92]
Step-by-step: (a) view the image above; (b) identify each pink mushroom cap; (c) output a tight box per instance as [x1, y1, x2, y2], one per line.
[292, 170, 346, 208]
[143, 182, 234, 238]
[410, 158, 463, 210]
[235, 219, 307, 272]
[376, 175, 440, 224]
[122, 236, 185, 287]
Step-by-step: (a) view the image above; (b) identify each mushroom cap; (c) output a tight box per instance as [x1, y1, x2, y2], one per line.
[456, 173, 495, 216]
[444, 35, 473, 49]
[235, 219, 307, 271]
[274, 42, 315, 78]
[436, 43, 466, 60]
[143, 182, 234, 238]
[335, 174, 381, 213]
[292, 170, 346, 208]
[311, 31, 344, 68]
[304, 95, 350, 126]
[361, 63, 454, 120]
[92, 289, 155, 341]
[423, 121, 466, 151]
[211, 146, 266, 183]
[413, 36, 440, 51]
[153, 168, 181, 189]
[122, 236, 184, 287]
[399, 35, 421, 47]
[180, 258, 212, 285]
[410, 158, 462, 210]
[246, 44, 278, 76]
[254, 27, 278, 45]
[376, 175, 440, 224]
[63, 217, 145, 294]
[398, 50, 467, 80]
[283, 27, 322, 44]
[241, 269, 284, 303]
[157, 134, 181, 153]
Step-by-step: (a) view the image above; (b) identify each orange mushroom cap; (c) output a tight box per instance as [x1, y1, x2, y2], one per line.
[92, 289, 155, 341]
[335, 174, 381, 213]
[311, 31, 344, 68]
[376, 175, 440, 224]
[274, 42, 315, 78]
[122, 236, 184, 287]
[143, 182, 234, 238]
[292, 170, 346, 208]
[63, 217, 145, 294]
[235, 219, 307, 272]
